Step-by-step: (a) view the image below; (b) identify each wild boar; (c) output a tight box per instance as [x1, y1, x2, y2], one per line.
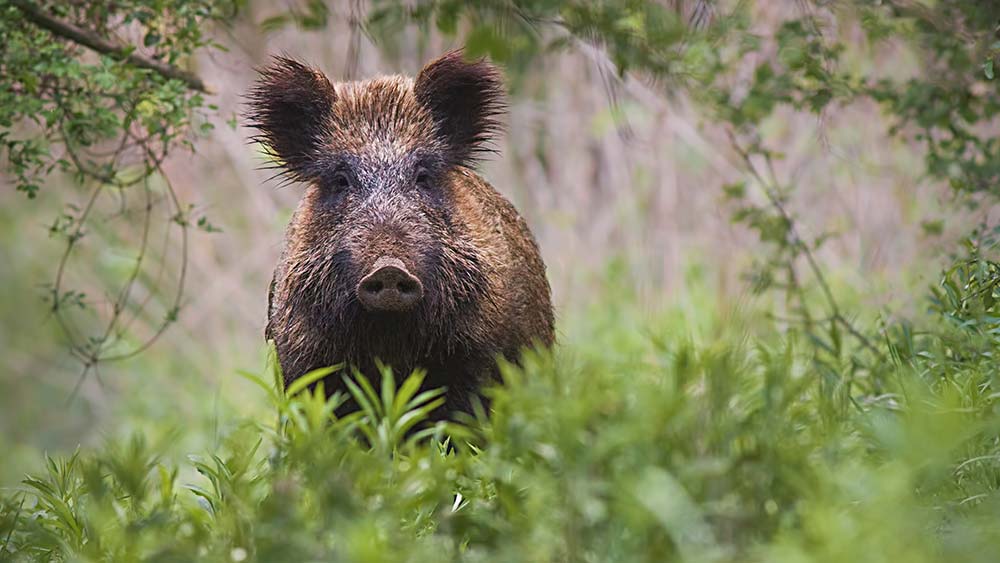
[247, 50, 554, 418]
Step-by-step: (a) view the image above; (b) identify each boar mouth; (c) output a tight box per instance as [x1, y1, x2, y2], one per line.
[356, 256, 425, 313]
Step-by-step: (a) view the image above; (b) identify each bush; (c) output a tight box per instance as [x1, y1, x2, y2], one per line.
[3, 288, 1000, 563]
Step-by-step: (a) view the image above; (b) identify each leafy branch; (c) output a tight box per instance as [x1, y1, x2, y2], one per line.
[726, 130, 885, 363]
[10, 0, 211, 93]
[1, 0, 232, 389]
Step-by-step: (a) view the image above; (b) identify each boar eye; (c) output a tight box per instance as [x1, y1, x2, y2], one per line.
[330, 171, 352, 192]
[415, 167, 432, 190]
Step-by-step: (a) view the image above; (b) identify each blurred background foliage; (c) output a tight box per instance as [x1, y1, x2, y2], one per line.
[4, 0, 1000, 561]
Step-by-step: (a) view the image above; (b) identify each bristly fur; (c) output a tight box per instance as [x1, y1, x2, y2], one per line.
[247, 49, 504, 179]
[245, 56, 337, 183]
[415, 49, 506, 167]
[249, 51, 553, 421]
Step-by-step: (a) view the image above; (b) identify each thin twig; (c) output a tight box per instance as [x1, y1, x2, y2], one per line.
[84, 174, 155, 366]
[727, 129, 886, 361]
[11, 0, 211, 93]
[50, 177, 103, 358]
[98, 143, 188, 362]
[66, 361, 92, 405]
[50, 115, 188, 395]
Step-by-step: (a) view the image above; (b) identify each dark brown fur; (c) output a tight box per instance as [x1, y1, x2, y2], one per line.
[246, 51, 554, 418]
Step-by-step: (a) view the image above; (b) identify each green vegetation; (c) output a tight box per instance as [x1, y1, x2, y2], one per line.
[2, 281, 1000, 561]
[4, 1, 1000, 561]
[1, 0, 236, 375]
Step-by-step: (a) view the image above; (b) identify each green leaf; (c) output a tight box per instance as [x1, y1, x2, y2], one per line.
[465, 25, 512, 63]
[235, 370, 275, 400]
[287, 365, 340, 398]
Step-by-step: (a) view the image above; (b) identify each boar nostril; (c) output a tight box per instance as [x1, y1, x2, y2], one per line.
[363, 279, 384, 294]
[397, 279, 418, 294]
[357, 257, 424, 312]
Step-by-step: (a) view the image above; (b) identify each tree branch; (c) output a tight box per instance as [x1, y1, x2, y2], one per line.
[11, 0, 211, 93]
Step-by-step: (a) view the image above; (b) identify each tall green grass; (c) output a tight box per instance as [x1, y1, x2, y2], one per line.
[2, 283, 999, 562]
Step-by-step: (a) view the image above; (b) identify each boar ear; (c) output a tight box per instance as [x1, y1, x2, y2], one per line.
[246, 56, 336, 181]
[414, 50, 506, 166]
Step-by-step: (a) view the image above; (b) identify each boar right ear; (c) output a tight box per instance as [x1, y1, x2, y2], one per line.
[246, 57, 336, 181]
[414, 50, 506, 167]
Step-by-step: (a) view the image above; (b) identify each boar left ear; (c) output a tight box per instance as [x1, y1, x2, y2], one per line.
[246, 56, 337, 182]
[414, 50, 506, 166]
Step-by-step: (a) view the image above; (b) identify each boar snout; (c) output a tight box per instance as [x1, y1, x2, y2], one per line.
[357, 256, 424, 312]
